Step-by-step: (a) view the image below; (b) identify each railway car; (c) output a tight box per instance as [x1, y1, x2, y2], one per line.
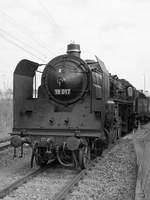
[143, 91, 150, 120]
[109, 76, 137, 133]
[10, 43, 137, 169]
[136, 90, 150, 123]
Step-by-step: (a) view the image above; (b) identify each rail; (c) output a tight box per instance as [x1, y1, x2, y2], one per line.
[53, 169, 86, 200]
[53, 142, 117, 200]
[0, 166, 49, 199]
[0, 142, 10, 151]
[0, 136, 11, 151]
[0, 136, 11, 144]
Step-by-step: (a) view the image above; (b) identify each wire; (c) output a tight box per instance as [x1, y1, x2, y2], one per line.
[0, 27, 47, 59]
[0, 30, 46, 62]
[0, 10, 53, 55]
[37, 0, 60, 31]
[0, 27, 47, 62]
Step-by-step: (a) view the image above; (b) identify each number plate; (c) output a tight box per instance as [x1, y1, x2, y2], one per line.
[54, 89, 71, 95]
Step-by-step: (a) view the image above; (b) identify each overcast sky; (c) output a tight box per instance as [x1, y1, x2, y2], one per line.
[0, 0, 149, 91]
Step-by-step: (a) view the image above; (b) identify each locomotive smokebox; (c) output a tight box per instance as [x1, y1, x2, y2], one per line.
[67, 43, 81, 57]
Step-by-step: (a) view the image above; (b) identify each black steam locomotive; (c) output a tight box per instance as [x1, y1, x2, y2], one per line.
[10, 43, 149, 169]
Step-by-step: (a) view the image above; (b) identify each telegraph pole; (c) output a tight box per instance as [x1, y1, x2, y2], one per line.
[144, 74, 146, 91]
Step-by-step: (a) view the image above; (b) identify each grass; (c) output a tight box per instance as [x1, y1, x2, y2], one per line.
[0, 99, 12, 138]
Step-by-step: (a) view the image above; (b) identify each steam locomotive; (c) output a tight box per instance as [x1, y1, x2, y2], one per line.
[10, 43, 149, 169]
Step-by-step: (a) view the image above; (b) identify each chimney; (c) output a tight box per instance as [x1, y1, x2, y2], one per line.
[67, 43, 81, 57]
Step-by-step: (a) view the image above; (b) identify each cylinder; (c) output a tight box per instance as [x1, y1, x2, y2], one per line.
[67, 43, 81, 57]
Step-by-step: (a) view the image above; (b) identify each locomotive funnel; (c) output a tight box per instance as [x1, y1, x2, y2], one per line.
[67, 43, 81, 57]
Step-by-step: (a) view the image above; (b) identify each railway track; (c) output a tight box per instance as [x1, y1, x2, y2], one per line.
[0, 159, 88, 200]
[0, 136, 11, 143]
[0, 137, 11, 151]
[0, 136, 11, 151]
[0, 167, 90, 200]
[53, 143, 117, 200]
[0, 164, 80, 199]
[53, 169, 86, 200]
[0, 140, 119, 199]
[0, 166, 48, 199]
[0, 155, 96, 200]
[0, 143, 10, 151]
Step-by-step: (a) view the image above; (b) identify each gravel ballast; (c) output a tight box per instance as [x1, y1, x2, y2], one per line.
[69, 139, 137, 200]
[0, 146, 38, 191]
[3, 168, 77, 200]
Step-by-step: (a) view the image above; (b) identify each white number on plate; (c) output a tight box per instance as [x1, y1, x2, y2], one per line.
[55, 89, 71, 95]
